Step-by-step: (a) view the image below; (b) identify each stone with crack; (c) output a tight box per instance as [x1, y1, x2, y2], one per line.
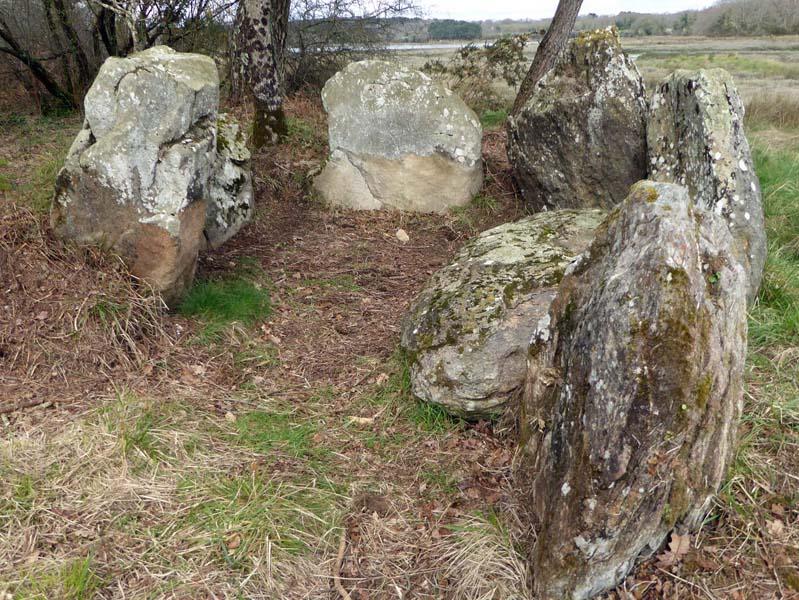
[313, 60, 483, 212]
[51, 46, 220, 304]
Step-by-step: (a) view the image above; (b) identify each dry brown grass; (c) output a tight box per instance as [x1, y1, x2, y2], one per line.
[0, 203, 172, 418]
[1, 42, 798, 597]
[747, 92, 799, 131]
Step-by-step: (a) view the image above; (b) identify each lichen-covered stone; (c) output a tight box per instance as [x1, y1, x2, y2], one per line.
[520, 182, 747, 600]
[648, 69, 766, 303]
[507, 28, 648, 211]
[313, 60, 483, 212]
[206, 113, 253, 249]
[400, 209, 605, 418]
[51, 47, 219, 304]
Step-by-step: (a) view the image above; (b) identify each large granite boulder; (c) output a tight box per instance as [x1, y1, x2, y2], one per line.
[648, 69, 766, 303]
[400, 210, 605, 419]
[206, 113, 254, 249]
[519, 182, 747, 599]
[51, 46, 248, 304]
[313, 60, 483, 213]
[507, 28, 648, 211]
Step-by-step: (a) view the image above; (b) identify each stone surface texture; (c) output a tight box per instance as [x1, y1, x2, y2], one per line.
[648, 68, 766, 303]
[51, 46, 238, 304]
[400, 209, 605, 418]
[206, 113, 254, 249]
[507, 28, 648, 211]
[520, 182, 747, 599]
[313, 60, 483, 212]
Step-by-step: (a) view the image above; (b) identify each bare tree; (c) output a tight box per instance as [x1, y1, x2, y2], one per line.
[285, 0, 418, 91]
[1, 0, 236, 109]
[511, 0, 583, 115]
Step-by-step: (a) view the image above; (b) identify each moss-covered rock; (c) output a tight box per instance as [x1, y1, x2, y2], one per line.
[206, 113, 253, 249]
[400, 209, 605, 419]
[507, 28, 648, 212]
[647, 68, 766, 304]
[519, 182, 747, 600]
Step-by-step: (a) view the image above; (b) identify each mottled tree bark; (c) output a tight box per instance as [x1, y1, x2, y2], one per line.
[271, 0, 290, 86]
[511, 0, 583, 115]
[231, 0, 287, 148]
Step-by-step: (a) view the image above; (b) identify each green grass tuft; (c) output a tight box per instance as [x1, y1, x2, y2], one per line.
[480, 109, 508, 130]
[179, 277, 271, 341]
[178, 472, 344, 562]
[750, 144, 799, 347]
[233, 411, 325, 459]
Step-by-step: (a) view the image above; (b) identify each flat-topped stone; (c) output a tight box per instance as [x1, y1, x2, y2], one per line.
[314, 60, 483, 212]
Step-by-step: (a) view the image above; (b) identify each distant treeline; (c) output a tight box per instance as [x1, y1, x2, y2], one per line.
[387, 0, 799, 42]
[428, 20, 482, 40]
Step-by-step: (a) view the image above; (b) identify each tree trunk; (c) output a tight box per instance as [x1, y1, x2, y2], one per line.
[0, 18, 77, 109]
[511, 0, 584, 115]
[51, 0, 93, 91]
[271, 0, 290, 87]
[231, 0, 286, 148]
[96, 7, 120, 57]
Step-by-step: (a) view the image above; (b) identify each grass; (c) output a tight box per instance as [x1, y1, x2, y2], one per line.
[747, 93, 799, 130]
[480, 109, 508, 130]
[179, 276, 271, 342]
[1, 112, 81, 213]
[748, 144, 799, 347]
[233, 411, 324, 459]
[285, 115, 324, 149]
[642, 52, 799, 80]
[177, 470, 344, 561]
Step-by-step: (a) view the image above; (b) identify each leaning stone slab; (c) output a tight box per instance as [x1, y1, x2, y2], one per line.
[400, 209, 605, 419]
[51, 46, 219, 304]
[648, 68, 766, 303]
[519, 182, 747, 600]
[507, 28, 648, 211]
[206, 113, 254, 249]
[313, 60, 483, 213]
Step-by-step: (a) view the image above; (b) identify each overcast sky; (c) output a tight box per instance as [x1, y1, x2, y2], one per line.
[425, 1, 714, 21]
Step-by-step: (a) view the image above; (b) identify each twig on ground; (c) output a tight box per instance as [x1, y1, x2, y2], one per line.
[334, 528, 353, 600]
[0, 396, 45, 415]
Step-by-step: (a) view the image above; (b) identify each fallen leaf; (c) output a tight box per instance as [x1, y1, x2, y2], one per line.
[656, 533, 691, 567]
[348, 416, 375, 426]
[670, 533, 691, 557]
[766, 518, 785, 538]
[225, 532, 241, 550]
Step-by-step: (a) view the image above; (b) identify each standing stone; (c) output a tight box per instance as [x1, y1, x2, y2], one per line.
[520, 182, 747, 599]
[206, 113, 254, 249]
[648, 69, 766, 303]
[507, 28, 648, 211]
[400, 210, 605, 419]
[313, 60, 483, 213]
[51, 47, 219, 304]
